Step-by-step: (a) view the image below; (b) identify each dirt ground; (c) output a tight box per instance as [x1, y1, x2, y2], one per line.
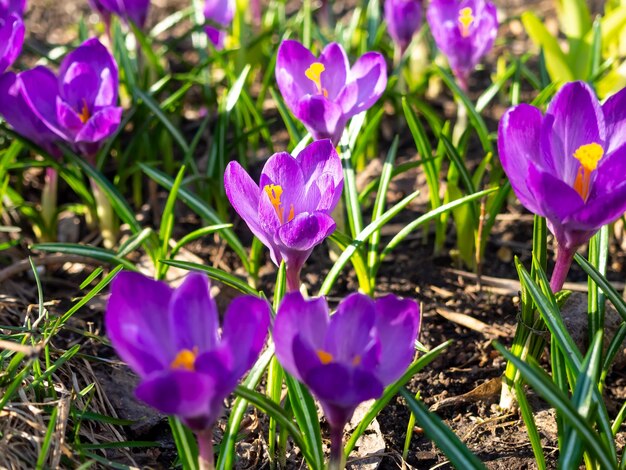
[2, 0, 626, 469]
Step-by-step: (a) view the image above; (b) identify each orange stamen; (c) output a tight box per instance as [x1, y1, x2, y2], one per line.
[170, 347, 199, 371]
[305, 62, 329, 98]
[264, 184, 286, 223]
[79, 100, 91, 124]
[317, 350, 334, 365]
[458, 7, 474, 37]
[573, 143, 603, 202]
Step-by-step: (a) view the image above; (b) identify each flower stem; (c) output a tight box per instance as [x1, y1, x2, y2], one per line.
[196, 429, 214, 470]
[286, 266, 301, 292]
[328, 425, 346, 470]
[549, 246, 575, 293]
[41, 168, 58, 241]
[89, 177, 118, 249]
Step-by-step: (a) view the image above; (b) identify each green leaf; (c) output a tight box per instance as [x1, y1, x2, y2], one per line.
[494, 343, 615, 470]
[31, 243, 138, 271]
[135, 89, 190, 154]
[381, 188, 497, 260]
[234, 385, 318, 468]
[399, 388, 485, 469]
[160, 260, 260, 297]
[319, 189, 421, 295]
[169, 417, 199, 470]
[140, 163, 249, 271]
[345, 341, 451, 455]
[521, 12, 575, 83]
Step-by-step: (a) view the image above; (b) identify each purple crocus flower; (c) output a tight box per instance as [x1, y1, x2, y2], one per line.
[96, 0, 150, 28]
[275, 40, 387, 144]
[384, 0, 423, 53]
[499, 81, 626, 291]
[106, 271, 271, 431]
[274, 291, 421, 463]
[224, 140, 343, 291]
[426, 0, 497, 90]
[204, 0, 234, 50]
[89, 0, 150, 28]
[0, 38, 122, 159]
[0, 0, 25, 74]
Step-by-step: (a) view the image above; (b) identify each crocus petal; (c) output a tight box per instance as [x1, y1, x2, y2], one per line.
[220, 295, 271, 377]
[0, 0, 26, 16]
[338, 52, 387, 119]
[325, 293, 376, 362]
[569, 181, 626, 232]
[276, 211, 336, 252]
[592, 144, 626, 195]
[224, 161, 282, 265]
[296, 94, 345, 143]
[0, 13, 24, 74]
[75, 107, 123, 144]
[527, 164, 585, 223]
[0, 70, 63, 153]
[276, 40, 318, 111]
[168, 273, 219, 353]
[602, 87, 626, 155]
[274, 291, 330, 379]
[305, 363, 383, 408]
[59, 38, 119, 108]
[541, 81, 605, 185]
[296, 139, 344, 213]
[105, 272, 176, 376]
[373, 295, 420, 384]
[16, 66, 67, 139]
[135, 370, 217, 423]
[497, 104, 544, 214]
[318, 42, 349, 100]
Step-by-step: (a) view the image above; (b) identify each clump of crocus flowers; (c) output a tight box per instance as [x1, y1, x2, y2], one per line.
[0, 37, 122, 159]
[275, 40, 387, 144]
[499, 80, 626, 292]
[274, 291, 421, 468]
[224, 139, 344, 291]
[106, 271, 271, 468]
[426, 0, 498, 91]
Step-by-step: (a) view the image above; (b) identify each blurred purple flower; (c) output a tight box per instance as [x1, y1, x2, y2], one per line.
[0, 38, 122, 158]
[384, 0, 422, 53]
[88, 0, 150, 28]
[276, 40, 387, 144]
[106, 271, 271, 431]
[0, 0, 25, 16]
[204, 0, 234, 49]
[274, 291, 420, 434]
[499, 81, 626, 290]
[224, 140, 343, 291]
[0, 0, 25, 74]
[426, 0, 497, 90]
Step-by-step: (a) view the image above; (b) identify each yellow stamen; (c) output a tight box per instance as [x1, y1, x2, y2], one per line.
[458, 7, 474, 37]
[573, 142, 603, 202]
[317, 350, 334, 365]
[170, 347, 199, 371]
[79, 100, 91, 124]
[287, 204, 295, 223]
[264, 184, 285, 223]
[305, 62, 329, 98]
[352, 355, 361, 366]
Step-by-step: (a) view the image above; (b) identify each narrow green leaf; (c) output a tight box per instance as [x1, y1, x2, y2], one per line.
[400, 388, 485, 469]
